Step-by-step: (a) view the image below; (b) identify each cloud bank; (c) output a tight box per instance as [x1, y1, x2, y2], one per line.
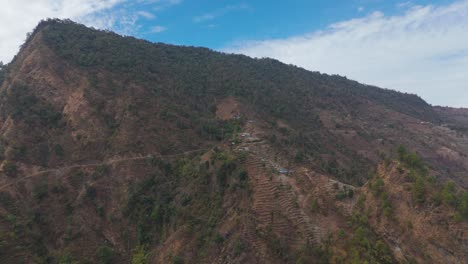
[193, 4, 251, 23]
[225, 1, 468, 107]
[0, 0, 127, 63]
[0, 0, 180, 63]
[151, 25, 167, 33]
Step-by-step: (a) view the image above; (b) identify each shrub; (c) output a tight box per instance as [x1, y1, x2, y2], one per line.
[32, 182, 48, 201]
[375, 240, 393, 263]
[93, 165, 109, 178]
[308, 198, 319, 214]
[412, 176, 425, 204]
[96, 205, 105, 217]
[51, 183, 66, 194]
[5, 144, 27, 161]
[335, 190, 348, 200]
[338, 229, 345, 238]
[58, 251, 75, 264]
[380, 192, 393, 217]
[214, 233, 224, 244]
[3, 161, 18, 177]
[353, 226, 370, 248]
[397, 145, 427, 175]
[85, 186, 97, 200]
[397, 145, 407, 160]
[441, 182, 457, 206]
[7, 83, 62, 127]
[232, 239, 244, 257]
[238, 151, 248, 162]
[383, 206, 392, 217]
[0, 192, 15, 212]
[217, 159, 236, 189]
[459, 191, 468, 220]
[54, 144, 64, 157]
[132, 245, 149, 264]
[181, 194, 192, 206]
[294, 151, 305, 162]
[238, 169, 248, 182]
[371, 178, 384, 194]
[172, 255, 184, 264]
[96, 245, 116, 264]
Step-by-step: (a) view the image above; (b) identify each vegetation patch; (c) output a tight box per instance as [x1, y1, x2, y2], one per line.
[397, 146, 467, 221]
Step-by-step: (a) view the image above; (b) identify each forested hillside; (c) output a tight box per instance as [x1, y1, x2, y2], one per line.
[0, 19, 465, 263]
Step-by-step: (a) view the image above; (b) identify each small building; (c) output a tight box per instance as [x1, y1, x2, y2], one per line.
[240, 132, 251, 137]
[237, 147, 250, 152]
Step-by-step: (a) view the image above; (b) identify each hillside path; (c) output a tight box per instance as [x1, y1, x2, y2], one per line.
[0, 148, 207, 191]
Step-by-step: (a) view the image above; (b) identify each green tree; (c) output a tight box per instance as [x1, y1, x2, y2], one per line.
[96, 246, 116, 264]
[459, 191, 468, 220]
[441, 182, 457, 206]
[397, 145, 407, 160]
[371, 178, 384, 194]
[132, 246, 149, 264]
[54, 144, 65, 157]
[58, 251, 77, 264]
[412, 176, 425, 204]
[3, 161, 18, 177]
[32, 182, 48, 201]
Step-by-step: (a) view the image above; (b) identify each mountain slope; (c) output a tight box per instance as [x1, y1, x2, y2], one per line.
[0, 19, 466, 264]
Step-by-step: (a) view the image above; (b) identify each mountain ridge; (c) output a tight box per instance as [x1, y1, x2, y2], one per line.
[32, 19, 440, 118]
[0, 19, 466, 264]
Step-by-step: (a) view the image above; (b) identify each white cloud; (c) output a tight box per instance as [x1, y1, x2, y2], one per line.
[0, 0, 183, 63]
[194, 4, 251, 23]
[151, 25, 167, 33]
[397, 1, 413, 8]
[137, 11, 156, 19]
[358, 6, 365, 12]
[0, 0, 126, 63]
[225, 1, 468, 107]
[150, 0, 182, 11]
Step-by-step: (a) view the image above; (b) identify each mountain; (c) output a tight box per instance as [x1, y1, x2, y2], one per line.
[0, 19, 466, 264]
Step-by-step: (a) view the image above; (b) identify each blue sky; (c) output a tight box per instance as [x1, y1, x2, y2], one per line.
[105, 0, 455, 49]
[1, 0, 467, 107]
